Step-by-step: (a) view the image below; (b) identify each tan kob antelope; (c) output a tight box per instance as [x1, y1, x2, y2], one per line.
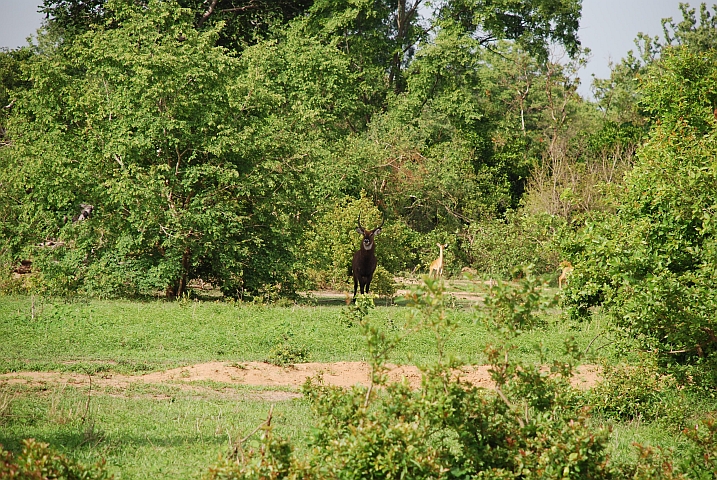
[352, 214, 385, 299]
[558, 260, 574, 289]
[429, 243, 448, 278]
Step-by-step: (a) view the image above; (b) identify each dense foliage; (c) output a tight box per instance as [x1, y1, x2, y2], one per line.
[4, 4, 717, 477]
[1, 0, 589, 297]
[564, 46, 717, 385]
[2, 1, 365, 298]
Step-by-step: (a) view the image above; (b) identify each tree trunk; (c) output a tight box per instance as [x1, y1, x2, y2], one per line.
[166, 247, 191, 300]
[388, 0, 420, 93]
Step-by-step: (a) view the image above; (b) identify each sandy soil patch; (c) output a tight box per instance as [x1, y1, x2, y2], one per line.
[0, 362, 601, 399]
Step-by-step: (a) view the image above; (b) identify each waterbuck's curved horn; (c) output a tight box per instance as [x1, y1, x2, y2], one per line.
[357, 213, 363, 231]
[377, 214, 386, 229]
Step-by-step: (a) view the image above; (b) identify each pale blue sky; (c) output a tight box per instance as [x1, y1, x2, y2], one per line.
[0, 0, 689, 99]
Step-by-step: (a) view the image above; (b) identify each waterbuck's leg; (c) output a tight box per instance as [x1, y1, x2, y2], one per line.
[354, 278, 359, 298]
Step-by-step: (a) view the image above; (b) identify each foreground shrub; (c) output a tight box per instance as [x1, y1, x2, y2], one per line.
[207, 273, 717, 479]
[586, 358, 687, 425]
[682, 415, 717, 478]
[207, 274, 616, 479]
[0, 438, 112, 479]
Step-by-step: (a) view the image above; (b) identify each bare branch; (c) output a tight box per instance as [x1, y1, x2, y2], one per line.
[495, 386, 525, 428]
[230, 405, 274, 459]
[197, 0, 219, 28]
[219, 1, 262, 15]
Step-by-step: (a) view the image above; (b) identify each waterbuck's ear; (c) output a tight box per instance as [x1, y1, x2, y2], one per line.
[356, 226, 364, 235]
[373, 228, 382, 236]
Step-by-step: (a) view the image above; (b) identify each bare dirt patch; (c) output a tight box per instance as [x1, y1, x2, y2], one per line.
[0, 362, 601, 399]
[302, 279, 489, 306]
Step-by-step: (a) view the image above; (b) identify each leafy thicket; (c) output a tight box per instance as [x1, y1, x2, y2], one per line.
[564, 46, 717, 384]
[4, 1, 334, 299]
[0, 49, 32, 144]
[1, 0, 589, 296]
[553, 3, 717, 387]
[0, 438, 111, 479]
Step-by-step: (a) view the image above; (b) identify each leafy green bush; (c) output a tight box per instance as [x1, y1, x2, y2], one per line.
[0, 270, 30, 296]
[206, 423, 297, 480]
[3, 1, 354, 300]
[682, 415, 717, 478]
[612, 416, 717, 480]
[369, 266, 397, 301]
[585, 359, 686, 424]
[564, 48, 717, 386]
[265, 335, 310, 366]
[0, 438, 112, 479]
[463, 211, 565, 280]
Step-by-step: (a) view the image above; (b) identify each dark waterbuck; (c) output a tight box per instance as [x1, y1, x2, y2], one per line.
[352, 214, 384, 299]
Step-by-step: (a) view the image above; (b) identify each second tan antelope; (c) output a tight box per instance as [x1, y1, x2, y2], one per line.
[429, 243, 448, 278]
[558, 260, 574, 289]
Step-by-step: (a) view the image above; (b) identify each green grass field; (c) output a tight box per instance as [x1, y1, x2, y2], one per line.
[0, 288, 618, 371]
[0, 284, 712, 478]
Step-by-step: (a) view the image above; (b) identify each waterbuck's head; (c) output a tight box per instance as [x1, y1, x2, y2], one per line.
[356, 214, 384, 251]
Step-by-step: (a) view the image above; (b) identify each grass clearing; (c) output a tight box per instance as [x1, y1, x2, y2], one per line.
[0, 291, 622, 372]
[1, 377, 312, 479]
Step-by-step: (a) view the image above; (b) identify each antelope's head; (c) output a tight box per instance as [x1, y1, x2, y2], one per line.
[356, 214, 385, 251]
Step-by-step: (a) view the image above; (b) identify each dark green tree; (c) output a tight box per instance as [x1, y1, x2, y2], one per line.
[2, 0, 359, 298]
[436, 0, 582, 60]
[298, 0, 581, 103]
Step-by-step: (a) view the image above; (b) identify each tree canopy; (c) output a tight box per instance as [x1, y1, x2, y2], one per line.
[4, 1, 715, 333]
[1, 0, 588, 298]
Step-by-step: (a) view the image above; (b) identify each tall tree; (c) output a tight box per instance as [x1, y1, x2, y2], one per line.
[3, 0, 358, 298]
[298, 0, 581, 102]
[298, 0, 583, 221]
